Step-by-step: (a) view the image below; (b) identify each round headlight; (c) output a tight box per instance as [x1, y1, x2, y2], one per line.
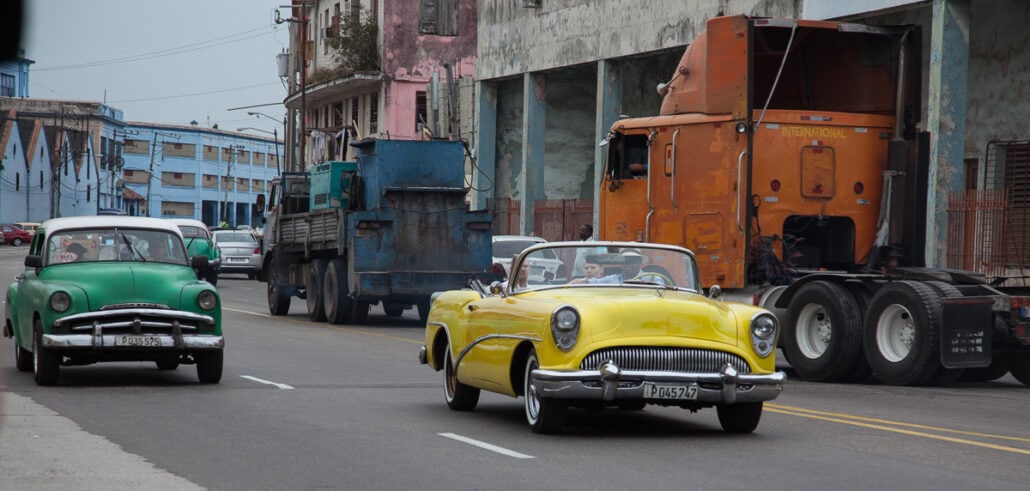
[197, 290, 218, 311]
[551, 306, 580, 352]
[752, 314, 776, 339]
[554, 309, 578, 331]
[50, 291, 71, 313]
[750, 313, 778, 358]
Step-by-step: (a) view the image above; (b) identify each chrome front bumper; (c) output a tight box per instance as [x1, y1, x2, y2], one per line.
[44, 308, 222, 350]
[532, 362, 785, 405]
[43, 333, 224, 350]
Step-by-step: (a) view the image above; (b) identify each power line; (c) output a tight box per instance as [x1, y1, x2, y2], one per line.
[33, 26, 278, 72]
[107, 82, 281, 104]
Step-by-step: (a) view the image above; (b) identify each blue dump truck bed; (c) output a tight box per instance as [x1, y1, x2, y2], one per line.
[266, 138, 495, 323]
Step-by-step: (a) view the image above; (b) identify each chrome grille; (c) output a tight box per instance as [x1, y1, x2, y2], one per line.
[580, 347, 751, 374]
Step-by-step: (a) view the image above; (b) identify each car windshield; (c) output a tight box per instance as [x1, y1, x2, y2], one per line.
[178, 225, 210, 239]
[215, 232, 256, 243]
[508, 243, 700, 293]
[493, 239, 543, 259]
[46, 228, 189, 266]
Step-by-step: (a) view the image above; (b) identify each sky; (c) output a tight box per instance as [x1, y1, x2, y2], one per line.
[22, 0, 292, 138]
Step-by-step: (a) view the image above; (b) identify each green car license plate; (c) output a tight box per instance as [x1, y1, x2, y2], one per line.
[115, 335, 162, 347]
[643, 383, 698, 400]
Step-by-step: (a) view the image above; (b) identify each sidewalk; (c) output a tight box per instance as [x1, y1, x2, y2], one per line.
[0, 391, 202, 490]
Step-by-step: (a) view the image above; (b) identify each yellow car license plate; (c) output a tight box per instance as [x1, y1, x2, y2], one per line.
[643, 383, 698, 400]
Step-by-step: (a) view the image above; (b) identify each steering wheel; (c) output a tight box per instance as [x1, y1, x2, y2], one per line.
[629, 271, 674, 286]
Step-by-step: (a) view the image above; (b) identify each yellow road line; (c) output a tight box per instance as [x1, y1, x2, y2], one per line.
[766, 406, 1030, 455]
[223, 307, 423, 345]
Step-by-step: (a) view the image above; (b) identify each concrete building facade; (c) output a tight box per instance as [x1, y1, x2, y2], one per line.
[121, 123, 282, 228]
[471, 0, 1030, 273]
[282, 0, 478, 169]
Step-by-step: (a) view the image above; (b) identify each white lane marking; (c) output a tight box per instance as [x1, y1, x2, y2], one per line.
[240, 375, 295, 390]
[438, 432, 535, 459]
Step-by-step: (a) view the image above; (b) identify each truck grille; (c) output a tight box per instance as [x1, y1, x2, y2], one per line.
[580, 346, 751, 374]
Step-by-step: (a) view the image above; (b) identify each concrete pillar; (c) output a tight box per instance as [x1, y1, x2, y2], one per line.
[520, 73, 546, 236]
[594, 59, 622, 232]
[471, 80, 497, 212]
[925, 0, 970, 267]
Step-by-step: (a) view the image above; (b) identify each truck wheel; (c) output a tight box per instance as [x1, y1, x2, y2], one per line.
[324, 259, 353, 324]
[717, 402, 763, 433]
[922, 281, 965, 385]
[841, 283, 873, 382]
[384, 304, 404, 317]
[417, 297, 432, 324]
[352, 301, 370, 323]
[784, 281, 864, 382]
[1004, 352, 1030, 386]
[306, 259, 328, 322]
[959, 357, 1008, 382]
[863, 281, 942, 386]
[267, 258, 290, 315]
[33, 321, 59, 386]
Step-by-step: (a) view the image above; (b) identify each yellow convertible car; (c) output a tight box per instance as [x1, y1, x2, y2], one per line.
[419, 241, 785, 434]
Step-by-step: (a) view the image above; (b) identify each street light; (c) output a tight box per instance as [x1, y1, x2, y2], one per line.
[247, 111, 285, 125]
[237, 128, 282, 176]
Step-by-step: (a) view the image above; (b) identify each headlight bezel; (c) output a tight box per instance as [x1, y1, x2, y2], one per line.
[550, 305, 580, 352]
[49, 291, 71, 313]
[749, 312, 778, 358]
[197, 290, 218, 311]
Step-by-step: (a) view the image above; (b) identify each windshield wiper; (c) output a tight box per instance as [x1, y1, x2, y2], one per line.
[121, 233, 145, 261]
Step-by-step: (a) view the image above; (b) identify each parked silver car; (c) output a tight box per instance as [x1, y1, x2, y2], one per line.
[212, 230, 262, 279]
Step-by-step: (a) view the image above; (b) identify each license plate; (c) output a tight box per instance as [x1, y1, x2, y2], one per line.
[115, 335, 162, 347]
[643, 383, 698, 400]
[227, 257, 247, 263]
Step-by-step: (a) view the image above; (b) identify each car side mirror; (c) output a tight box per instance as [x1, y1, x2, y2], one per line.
[191, 255, 210, 270]
[489, 281, 504, 295]
[24, 255, 41, 268]
[708, 284, 723, 300]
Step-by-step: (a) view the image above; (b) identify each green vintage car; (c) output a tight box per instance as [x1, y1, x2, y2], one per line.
[3, 216, 224, 385]
[170, 218, 221, 285]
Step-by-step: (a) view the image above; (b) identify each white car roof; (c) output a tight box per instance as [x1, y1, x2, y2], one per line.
[41, 216, 183, 236]
[492, 235, 547, 243]
[167, 218, 210, 230]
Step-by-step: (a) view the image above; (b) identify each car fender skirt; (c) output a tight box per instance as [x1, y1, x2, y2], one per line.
[531, 363, 785, 404]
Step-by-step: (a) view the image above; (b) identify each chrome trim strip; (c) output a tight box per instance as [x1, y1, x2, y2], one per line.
[454, 334, 541, 368]
[531, 367, 785, 404]
[53, 308, 215, 328]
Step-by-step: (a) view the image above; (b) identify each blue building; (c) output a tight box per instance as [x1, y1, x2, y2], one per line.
[121, 122, 282, 228]
[0, 48, 32, 98]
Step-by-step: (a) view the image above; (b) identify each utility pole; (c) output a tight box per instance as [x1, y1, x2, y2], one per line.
[145, 131, 180, 217]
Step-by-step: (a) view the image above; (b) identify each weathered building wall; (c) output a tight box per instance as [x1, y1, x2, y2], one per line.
[476, 0, 801, 80]
[382, 0, 477, 140]
[962, 0, 1030, 174]
[495, 78, 523, 199]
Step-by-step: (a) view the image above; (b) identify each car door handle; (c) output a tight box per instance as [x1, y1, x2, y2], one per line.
[468, 304, 477, 312]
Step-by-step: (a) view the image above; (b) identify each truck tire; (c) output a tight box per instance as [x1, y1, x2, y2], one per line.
[384, 304, 404, 318]
[324, 259, 353, 325]
[783, 281, 865, 382]
[922, 281, 965, 385]
[863, 281, 942, 386]
[306, 259, 328, 322]
[267, 257, 291, 315]
[841, 283, 873, 382]
[1004, 352, 1030, 386]
[417, 297, 432, 324]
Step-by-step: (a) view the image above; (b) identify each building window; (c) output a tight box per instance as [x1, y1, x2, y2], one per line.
[369, 92, 379, 134]
[125, 169, 134, 177]
[415, 91, 428, 134]
[1, 74, 14, 97]
[419, 0, 459, 36]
